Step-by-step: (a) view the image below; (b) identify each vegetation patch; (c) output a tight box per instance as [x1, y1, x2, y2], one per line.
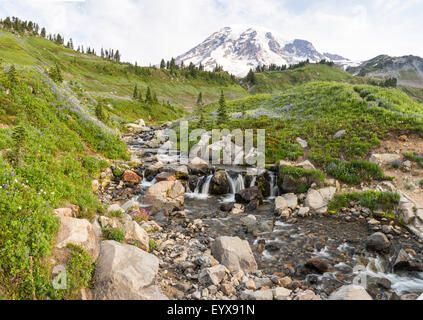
[325, 160, 390, 184]
[102, 227, 125, 243]
[328, 191, 400, 212]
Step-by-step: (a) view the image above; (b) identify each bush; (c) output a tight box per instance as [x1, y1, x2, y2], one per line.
[325, 160, 389, 184]
[403, 152, 423, 168]
[102, 227, 125, 243]
[328, 191, 400, 212]
[128, 207, 150, 224]
[149, 239, 158, 251]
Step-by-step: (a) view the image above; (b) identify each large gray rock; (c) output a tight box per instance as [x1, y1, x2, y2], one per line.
[366, 232, 390, 252]
[281, 193, 298, 210]
[369, 154, 401, 166]
[55, 216, 100, 261]
[328, 285, 373, 300]
[211, 236, 258, 274]
[210, 170, 230, 195]
[274, 196, 288, 215]
[198, 264, 229, 286]
[145, 180, 185, 212]
[93, 240, 167, 300]
[304, 187, 336, 214]
[144, 161, 163, 178]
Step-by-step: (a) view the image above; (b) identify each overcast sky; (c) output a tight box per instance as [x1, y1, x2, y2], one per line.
[0, 0, 422, 65]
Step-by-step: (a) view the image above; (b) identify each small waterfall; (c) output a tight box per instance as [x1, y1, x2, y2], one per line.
[140, 169, 157, 188]
[186, 175, 212, 199]
[201, 175, 213, 195]
[250, 175, 257, 187]
[269, 172, 279, 199]
[226, 171, 245, 194]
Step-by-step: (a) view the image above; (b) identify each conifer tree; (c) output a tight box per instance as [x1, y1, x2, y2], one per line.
[145, 87, 153, 103]
[11, 121, 27, 165]
[196, 92, 203, 107]
[217, 90, 228, 125]
[160, 59, 166, 69]
[241, 103, 247, 118]
[133, 84, 138, 99]
[40, 27, 46, 38]
[7, 65, 17, 83]
[246, 69, 256, 85]
[95, 100, 107, 122]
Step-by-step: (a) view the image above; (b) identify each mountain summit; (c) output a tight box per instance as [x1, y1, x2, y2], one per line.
[176, 25, 356, 77]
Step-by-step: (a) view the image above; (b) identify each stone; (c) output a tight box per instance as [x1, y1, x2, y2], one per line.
[144, 161, 164, 178]
[123, 220, 150, 251]
[188, 157, 210, 175]
[220, 202, 234, 212]
[245, 279, 256, 290]
[199, 265, 228, 286]
[369, 154, 401, 166]
[281, 193, 298, 210]
[296, 137, 308, 148]
[155, 172, 176, 182]
[328, 285, 373, 300]
[274, 196, 288, 215]
[55, 216, 100, 261]
[211, 236, 258, 274]
[107, 204, 124, 215]
[393, 249, 423, 272]
[53, 208, 73, 218]
[305, 257, 330, 274]
[297, 290, 316, 300]
[296, 160, 316, 171]
[304, 187, 336, 214]
[174, 165, 189, 180]
[235, 186, 263, 204]
[210, 170, 230, 195]
[122, 170, 142, 184]
[98, 216, 121, 229]
[279, 276, 292, 287]
[366, 232, 390, 252]
[240, 215, 257, 226]
[93, 241, 167, 300]
[273, 287, 292, 300]
[145, 180, 185, 212]
[240, 289, 273, 300]
[92, 180, 99, 193]
[298, 207, 310, 217]
[221, 282, 236, 296]
[333, 130, 347, 139]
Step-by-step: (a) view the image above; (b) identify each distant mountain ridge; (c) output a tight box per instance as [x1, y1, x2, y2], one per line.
[176, 25, 357, 77]
[347, 55, 423, 88]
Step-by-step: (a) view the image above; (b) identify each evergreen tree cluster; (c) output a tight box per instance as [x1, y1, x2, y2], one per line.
[368, 77, 397, 88]
[253, 58, 336, 74]
[0, 16, 40, 36]
[132, 85, 159, 104]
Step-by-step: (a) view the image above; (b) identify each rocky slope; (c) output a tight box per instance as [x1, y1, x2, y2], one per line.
[347, 55, 423, 88]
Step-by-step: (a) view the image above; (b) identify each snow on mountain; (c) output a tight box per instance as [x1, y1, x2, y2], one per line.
[176, 25, 357, 77]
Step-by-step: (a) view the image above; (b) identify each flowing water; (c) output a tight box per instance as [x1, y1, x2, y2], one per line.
[129, 129, 423, 299]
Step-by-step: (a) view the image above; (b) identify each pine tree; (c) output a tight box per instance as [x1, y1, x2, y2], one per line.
[11, 121, 27, 165]
[40, 27, 46, 38]
[133, 84, 138, 99]
[196, 92, 203, 107]
[145, 87, 153, 103]
[160, 59, 166, 69]
[217, 90, 228, 125]
[246, 69, 256, 85]
[7, 65, 17, 83]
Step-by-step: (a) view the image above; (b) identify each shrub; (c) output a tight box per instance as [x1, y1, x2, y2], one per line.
[149, 239, 158, 251]
[403, 152, 423, 168]
[102, 227, 125, 243]
[325, 160, 389, 184]
[328, 191, 400, 212]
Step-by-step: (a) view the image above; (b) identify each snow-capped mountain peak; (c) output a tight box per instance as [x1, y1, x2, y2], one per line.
[176, 25, 356, 77]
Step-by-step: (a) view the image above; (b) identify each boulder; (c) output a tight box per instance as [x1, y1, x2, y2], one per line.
[273, 287, 292, 300]
[211, 236, 258, 274]
[210, 170, 230, 195]
[220, 202, 234, 212]
[274, 196, 288, 215]
[240, 289, 273, 300]
[365, 232, 390, 252]
[328, 285, 373, 300]
[393, 249, 423, 272]
[369, 154, 401, 166]
[304, 187, 336, 214]
[174, 165, 189, 180]
[281, 193, 298, 210]
[144, 161, 163, 179]
[305, 257, 330, 274]
[122, 170, 142, 184]
[198, 264, 228, 286]
[295, 160, 316, 171]
[55, 216, 100, 261]
[155, 172, 176, 182]
[145, 180, 185, 212]
[93, 241, 167, 300]
[123, 220, 150, 251]
[235, 186, 263, 204]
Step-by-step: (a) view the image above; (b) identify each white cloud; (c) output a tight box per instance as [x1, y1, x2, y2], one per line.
[0, 0, 422, 64]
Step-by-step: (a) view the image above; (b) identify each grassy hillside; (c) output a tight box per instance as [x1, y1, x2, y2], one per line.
[193, 81, 423, 182]
[0, 30, 248, 108]
[242, 64, 364, 94]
